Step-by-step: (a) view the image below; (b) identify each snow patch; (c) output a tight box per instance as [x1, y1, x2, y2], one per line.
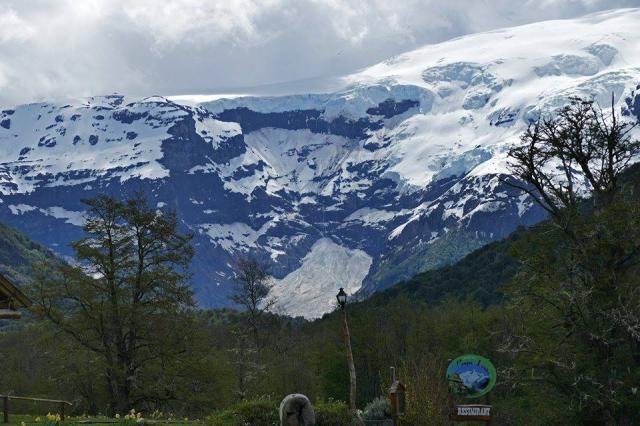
[199, 222, 272, 252]
[270, 238, 372, 319]
[8, 204, 38, 215]
[345, 207, 400, 225]
[9, 204, 85, 226]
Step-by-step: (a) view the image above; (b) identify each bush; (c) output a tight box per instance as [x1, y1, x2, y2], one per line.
[362, 397, 391, 421]
[314, 400, 357, 426]
[206, 398, 278, 426]
[207, 398, 357, 425]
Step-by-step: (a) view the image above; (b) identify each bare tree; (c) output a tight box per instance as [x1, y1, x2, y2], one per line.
[506, 96, 640, 234]
[230, 257, 275, 348]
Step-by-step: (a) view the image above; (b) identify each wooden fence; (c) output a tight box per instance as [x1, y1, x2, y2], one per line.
[1, 395, 72, 423]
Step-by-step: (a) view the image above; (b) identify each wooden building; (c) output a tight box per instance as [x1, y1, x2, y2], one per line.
[0, 272, 31, 319]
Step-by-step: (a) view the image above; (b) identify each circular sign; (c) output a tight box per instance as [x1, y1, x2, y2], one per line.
[446, 355, 496, 398]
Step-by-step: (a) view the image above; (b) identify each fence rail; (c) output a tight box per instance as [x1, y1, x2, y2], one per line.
[1, 395, 72, 423]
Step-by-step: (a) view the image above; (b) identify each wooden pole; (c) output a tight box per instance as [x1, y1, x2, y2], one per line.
[342, 307, 357, 411]
[447, 358, 454, 426]
[448, 392, 455, 426]
[3, 396, 8, 424]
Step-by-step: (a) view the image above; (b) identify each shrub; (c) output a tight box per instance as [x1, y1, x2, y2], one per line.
[314, 400, 357, 426]
[400, 357, 449, 425]
[206, 398, 278, 426]
[362, 397, 391, 421]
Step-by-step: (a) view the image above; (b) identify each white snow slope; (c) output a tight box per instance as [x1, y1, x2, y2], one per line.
[208, 8, 640, 191]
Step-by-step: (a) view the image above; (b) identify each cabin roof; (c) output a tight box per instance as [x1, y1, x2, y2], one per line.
[0, 272, 32, 309]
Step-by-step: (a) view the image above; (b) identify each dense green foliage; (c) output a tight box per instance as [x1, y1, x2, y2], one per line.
[205, 398, 355, 426]
[313, 400, 357, 425]
[207, 398, 279, 426]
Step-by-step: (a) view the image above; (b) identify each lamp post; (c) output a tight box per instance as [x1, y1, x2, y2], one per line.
[336, 287, 357, 411]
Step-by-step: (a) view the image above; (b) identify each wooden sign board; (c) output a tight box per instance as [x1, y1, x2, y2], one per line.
[452, 404, 492, 422]
[446, 355, 496, 399]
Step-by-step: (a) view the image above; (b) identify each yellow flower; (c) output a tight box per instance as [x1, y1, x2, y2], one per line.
[35, 417, 41, 422]
[44, 412, 62, 422]
[20, 421, 26, 426]
[115, 414, 120, 419]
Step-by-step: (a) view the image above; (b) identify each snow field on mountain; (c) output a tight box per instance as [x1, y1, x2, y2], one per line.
[270, 238, 372, 319]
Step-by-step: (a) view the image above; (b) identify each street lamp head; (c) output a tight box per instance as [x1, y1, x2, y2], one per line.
[336, 287, 347, 309]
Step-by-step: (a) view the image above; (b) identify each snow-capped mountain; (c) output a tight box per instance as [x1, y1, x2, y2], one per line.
[1, 9, 640, 318]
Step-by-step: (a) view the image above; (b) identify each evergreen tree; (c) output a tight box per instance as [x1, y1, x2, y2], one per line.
[31, 194, 194, 414]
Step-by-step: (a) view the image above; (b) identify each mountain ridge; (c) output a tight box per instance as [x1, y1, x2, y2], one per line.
[0, 9, 639, 317]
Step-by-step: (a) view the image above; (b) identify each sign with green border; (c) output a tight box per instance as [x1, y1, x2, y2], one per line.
[446, 355, 496, 399]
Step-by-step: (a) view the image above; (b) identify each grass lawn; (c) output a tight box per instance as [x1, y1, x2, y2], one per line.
[3, 415, 197, 426]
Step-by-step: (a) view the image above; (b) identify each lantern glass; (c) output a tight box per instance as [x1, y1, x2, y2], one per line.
[336, 287, 347, 308]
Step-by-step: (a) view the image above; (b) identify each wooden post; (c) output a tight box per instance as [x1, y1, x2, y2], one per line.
[447, 392, 455, 426]
[60, 402, 65, 421]
[342, 308, 357, 411]
[3, 396, 9, 424]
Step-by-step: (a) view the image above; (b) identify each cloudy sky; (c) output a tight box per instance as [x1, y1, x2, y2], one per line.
[0, 0, 638, 105]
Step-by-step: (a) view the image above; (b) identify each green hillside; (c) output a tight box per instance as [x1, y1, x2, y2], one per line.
[0, 222, 56, 285]
[369, 230, 521, 307]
